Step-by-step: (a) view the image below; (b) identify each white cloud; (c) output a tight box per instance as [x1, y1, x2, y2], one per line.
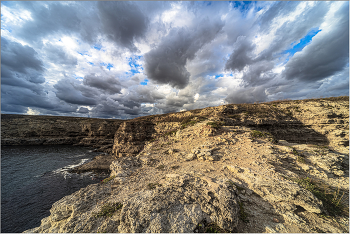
[1, 1, 348, 118]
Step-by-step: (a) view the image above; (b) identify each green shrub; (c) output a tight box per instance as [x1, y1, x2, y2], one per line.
[164, 129, 177, 137]
[148, 183, 161, 190]
[94, 202, 123, 218]
[100, 176, 116, 184]
[297, 156, 305, 164]
[250, 130, 265, 138]
[204, 223, 226, 233]
[182, 120, 198, 129]
[206, 121, 223, 129]
[228, 114, 240, 119]
[290, 177, 347, 217]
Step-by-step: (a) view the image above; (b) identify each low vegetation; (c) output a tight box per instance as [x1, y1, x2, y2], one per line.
[93, 202, 123, 218]
[147, 183, 161, 190]
[204, 223, 227, 233]
[156, 165, 166, 171]
[291, 148, 306, 164]
[206, 121, 223, 129]
[250, 130, 272, 138]
[181, 116, 207, 129]
[163, 129, 177, 137]
[289, 177, 348, 217]
[100, 176, 116, 184]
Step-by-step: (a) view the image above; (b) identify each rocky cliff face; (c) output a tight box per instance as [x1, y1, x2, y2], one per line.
[1, 114, 123, 153]
[109, 96, 349, 158]
[7, 96, 349, 233]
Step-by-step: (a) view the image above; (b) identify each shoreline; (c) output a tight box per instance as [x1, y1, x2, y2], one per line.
[2, 96, 348, 233]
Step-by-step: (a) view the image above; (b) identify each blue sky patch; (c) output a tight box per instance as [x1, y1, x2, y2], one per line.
[106, 63, 113, 70]
[140, 79, 149, 86]
[73, 74, 83, 80]
[1, 26, 12, 32]
[100, 62, 113, 70]
[282, 28, 321, 62]
[78, 51, 89, 56]
[215, 74, 224, 79]
[88, 62, 94, 65]
[93, 44, 102, 50]
[230, 1, 254, 12]
[128, 55, 143, 75]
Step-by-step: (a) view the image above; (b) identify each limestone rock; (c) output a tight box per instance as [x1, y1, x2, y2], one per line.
[226, 166, 323, 213]
[118, 174, 239, 233]
[25, 175, 240, 233]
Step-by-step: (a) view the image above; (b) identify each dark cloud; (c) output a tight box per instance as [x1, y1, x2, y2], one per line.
[13, 2, 82, 44]
[77, 107, 89, 113]
[89, 97, 142, 118]
[97, 1, 149, 52]
[282, 3, 349, 82]
[1, 85, 55, 111]
[256, 2, 329, 63]
[144, 17, 224, 89]
[1, 1, 348, 118]
[225, 86, 268, 104]
[225, 36, 255, 72]
[43, 43, 77, 66]
[240, 61, 275, 87]
[83, 74, 121, 95]
[0, 37, 53, 113]
[0, 103, 27, 114]
[54, 78, 98, 105]
[257, 1, 300, 33]
[1, 37, 44, 79]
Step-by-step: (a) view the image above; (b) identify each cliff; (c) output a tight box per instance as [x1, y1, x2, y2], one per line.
[1, 114, 123, 153]
[3, 96, 348, 233]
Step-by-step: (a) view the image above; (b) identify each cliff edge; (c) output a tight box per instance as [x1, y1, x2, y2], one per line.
[9, 96, 349, 233]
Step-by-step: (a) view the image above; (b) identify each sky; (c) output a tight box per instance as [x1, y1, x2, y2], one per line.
[1, 1, 349, 119]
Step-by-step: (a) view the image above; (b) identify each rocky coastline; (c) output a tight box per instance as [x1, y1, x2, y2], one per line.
[2, 96, 349, 233]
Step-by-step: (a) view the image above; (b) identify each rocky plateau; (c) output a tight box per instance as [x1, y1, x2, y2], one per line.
[2, 96, 348, 233]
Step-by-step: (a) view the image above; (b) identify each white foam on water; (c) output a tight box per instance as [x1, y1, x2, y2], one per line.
[53, 158, 90, 174]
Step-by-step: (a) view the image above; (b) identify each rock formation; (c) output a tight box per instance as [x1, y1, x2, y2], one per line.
[5, 96, 349, 233]
[1, 114, 123, 153]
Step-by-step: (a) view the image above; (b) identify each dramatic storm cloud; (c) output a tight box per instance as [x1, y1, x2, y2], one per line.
[1, 1, 349, 119]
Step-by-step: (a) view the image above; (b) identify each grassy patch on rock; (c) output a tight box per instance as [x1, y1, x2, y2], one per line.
[206, 121, 223, 129]
[181, 116, 207, 129]
[156, 165, 166, 171]
[93, 202, 123, 218]
[204, 223, 227, 233]
[291, 148, 306, 163]
[100, 176, 116, 184]
[290, 177, 348, 217]
[147, 183, 162, 190]
[250, 130, 272, 138]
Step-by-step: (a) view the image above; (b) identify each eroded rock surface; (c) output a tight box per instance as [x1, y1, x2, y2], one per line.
[1, 114, 122, 153]
[18, 96, 349, 233]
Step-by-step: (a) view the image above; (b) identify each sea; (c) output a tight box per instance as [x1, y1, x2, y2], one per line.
[1, 145, 109, 233]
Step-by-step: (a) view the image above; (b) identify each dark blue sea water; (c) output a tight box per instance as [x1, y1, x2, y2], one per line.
[1, 145, 108, 233]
